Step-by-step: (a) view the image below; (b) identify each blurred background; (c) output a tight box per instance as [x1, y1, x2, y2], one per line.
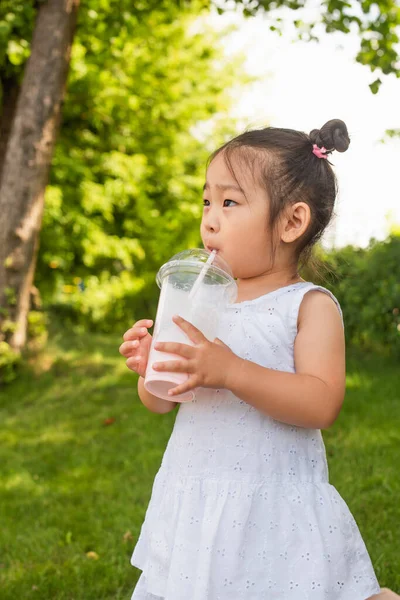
[0, 1, 399, 598]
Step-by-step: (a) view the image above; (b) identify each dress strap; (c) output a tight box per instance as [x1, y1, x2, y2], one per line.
[288, 283, 344, 339]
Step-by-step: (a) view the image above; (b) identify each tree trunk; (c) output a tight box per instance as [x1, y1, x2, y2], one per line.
[0, 75, 21, 187]
[0, 0, 80, 351]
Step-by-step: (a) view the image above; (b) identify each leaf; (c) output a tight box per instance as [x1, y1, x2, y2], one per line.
[369, 78, 382, 94]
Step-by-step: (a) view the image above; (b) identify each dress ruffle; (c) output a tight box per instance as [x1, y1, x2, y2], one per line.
[131, 469, 380, 600]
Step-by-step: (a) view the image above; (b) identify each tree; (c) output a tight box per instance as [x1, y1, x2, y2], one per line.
[0, 0, 80, 352]
[35, 2, 242, 330]
[0, 0, 240, 374]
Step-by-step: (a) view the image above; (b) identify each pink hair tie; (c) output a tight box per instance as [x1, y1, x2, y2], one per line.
[312, 144, 328, 159]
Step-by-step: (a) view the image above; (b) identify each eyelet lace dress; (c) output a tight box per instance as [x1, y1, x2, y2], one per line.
[130, 282, 380, 600]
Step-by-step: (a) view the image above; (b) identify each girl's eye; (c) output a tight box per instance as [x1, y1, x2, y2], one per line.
[202, 199, 237, 207]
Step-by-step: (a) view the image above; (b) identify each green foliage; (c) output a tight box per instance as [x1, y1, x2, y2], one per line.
[229, 0, 400, 91]
[0, 0, 35, 80]
[0, 310, 48, 384]
[0, 341, 20, 384]
[27, 310, 48, 346]
[0, 304, 20, 383]
[4, 286, 17, 306]
[307, 235, 400, 356]
[0, 0, 399, 111]
[383, 128, 400, 141]
[35, 1, 243, 330]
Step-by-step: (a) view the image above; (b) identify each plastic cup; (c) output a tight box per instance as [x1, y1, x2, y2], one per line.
[144, 248, 237, 402]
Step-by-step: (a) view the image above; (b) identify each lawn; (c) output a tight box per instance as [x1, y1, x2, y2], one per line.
[0, 324, 399, 599]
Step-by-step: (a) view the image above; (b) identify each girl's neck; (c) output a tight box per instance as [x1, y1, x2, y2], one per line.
[235, 268, 304, 303]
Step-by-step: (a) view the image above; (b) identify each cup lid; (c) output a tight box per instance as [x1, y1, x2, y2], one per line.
[156, 248, 237, 299]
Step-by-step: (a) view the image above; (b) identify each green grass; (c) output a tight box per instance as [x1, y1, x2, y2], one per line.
[0, 326, 399, 599]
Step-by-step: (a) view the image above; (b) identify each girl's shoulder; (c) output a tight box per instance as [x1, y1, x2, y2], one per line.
[283, 282, 344, 339]
[290, 281, 342, 316]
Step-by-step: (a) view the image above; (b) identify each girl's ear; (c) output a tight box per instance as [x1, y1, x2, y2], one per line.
[280, 202, 311, 243]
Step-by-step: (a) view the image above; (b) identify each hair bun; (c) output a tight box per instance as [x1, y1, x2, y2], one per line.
[309, 119, 350, 153]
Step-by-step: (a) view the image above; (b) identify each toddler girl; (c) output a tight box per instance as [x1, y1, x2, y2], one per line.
[120, 119, 382, 599]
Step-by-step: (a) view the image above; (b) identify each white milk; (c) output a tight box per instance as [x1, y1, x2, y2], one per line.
[144, 278, 223, 402]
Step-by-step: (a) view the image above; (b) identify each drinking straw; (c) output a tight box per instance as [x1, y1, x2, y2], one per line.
[188, 249, 217, 301]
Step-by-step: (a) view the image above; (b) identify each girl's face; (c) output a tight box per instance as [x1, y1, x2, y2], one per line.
[200, 152, 272, 280]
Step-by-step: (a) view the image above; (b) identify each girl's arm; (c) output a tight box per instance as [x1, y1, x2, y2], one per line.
[226, 291, 346, 429]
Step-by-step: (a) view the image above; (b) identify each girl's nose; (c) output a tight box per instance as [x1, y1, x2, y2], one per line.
[204, 211, 220, 233]
[206, 222, 219, 234]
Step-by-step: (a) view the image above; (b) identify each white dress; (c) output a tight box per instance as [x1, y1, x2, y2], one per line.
[130, 282, 380, 600]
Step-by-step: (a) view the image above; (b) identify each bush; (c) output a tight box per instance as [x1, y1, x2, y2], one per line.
[0, 341, 21, 384]
[306, 235, 400, 357]
[36, 234, 400, 356]
[47, 270, 160, 333]
[0, 310, 48, 384]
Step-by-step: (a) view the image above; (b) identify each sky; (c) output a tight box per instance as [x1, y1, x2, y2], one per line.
[201, 5, 400, 249]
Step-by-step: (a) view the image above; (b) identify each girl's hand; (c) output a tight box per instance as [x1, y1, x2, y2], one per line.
[151, 315, 240, 397]
[119, 319, 153, 378]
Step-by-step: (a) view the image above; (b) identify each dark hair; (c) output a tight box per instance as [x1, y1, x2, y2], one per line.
[207, 119, 350, 268]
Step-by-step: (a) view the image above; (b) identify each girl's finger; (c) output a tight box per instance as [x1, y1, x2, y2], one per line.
[133, 319, 153, 328]
[119, 339, 140, 356]
[152, 360, 189, 373]
[126, 357, 141, 371]
[123, 320, 153, 342]
[172, 315, 205, 344]
[167, 377, 196, 397]
[123, 328, 138, 342]
[119, 341, 136, 357]
[123, 328, 145, 342]
[154, 342, 193, 358]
